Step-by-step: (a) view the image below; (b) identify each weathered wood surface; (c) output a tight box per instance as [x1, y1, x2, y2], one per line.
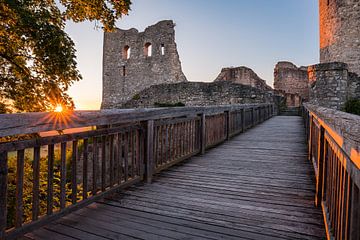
[0, 104, 271, 138]
[24, 116, 325, 240]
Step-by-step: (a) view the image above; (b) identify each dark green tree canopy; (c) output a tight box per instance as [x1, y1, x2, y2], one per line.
[0, 0, 131, 113]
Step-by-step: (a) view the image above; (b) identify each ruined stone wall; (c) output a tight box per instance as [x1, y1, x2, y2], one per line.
[274, 90, 302, 108]
[274, 61, 309, 100]
[101, 20, 187, 109]
[214, 67, 272, 91]
[308, 62, 354, 110]
[319, 0, 360, 76]
[122, 82, 274, 109]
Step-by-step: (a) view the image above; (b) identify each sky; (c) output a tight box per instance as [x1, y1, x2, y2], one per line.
[65, 0, 319, 110]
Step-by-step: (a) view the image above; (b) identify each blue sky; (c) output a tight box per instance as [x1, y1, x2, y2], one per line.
[66, 0, 319, 109]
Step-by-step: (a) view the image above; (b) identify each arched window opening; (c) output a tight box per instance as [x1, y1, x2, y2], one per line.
[122, 66, 126, 76]
[144, 42, 152, 57]
[123, 45, 131, 59]
[161, 44, 165, 55]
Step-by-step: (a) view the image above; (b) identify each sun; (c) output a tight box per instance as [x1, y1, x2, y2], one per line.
[54, 104, 63, 113]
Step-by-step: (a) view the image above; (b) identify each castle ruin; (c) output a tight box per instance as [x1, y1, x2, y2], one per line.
[274, 62, 309, 101]
[215, 67, 272, 91]
[319, 0, 360, 76]
[101, 20, 187, 109]
[101, 1, 360, 111]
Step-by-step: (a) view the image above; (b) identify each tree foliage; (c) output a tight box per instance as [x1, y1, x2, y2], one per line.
[0, 0, 131, 113]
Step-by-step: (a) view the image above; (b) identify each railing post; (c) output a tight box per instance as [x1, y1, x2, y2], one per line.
[226, 111, 231, 140]
[200, 113, 206, 155]
[315, 126, 325, 207]
[0, 152, 8, 239]
[145, 120, 154, 183]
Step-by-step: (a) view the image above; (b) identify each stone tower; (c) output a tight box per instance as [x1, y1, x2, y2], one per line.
[101, 20, 187, 109]
[319, 0, 360, 76]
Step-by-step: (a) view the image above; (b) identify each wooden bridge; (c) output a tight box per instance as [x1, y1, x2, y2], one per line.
[0, 104, 359, 240]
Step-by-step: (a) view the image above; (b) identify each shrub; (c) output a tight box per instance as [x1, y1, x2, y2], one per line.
[132, 94, 140, 100]
[154, 102, 185, 107]
[344, 99, 360, 116]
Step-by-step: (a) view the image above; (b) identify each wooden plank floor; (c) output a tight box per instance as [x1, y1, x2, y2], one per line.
[25, 116, 326, 240]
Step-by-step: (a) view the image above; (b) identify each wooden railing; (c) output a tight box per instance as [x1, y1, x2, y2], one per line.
[0, 103, 274, 239]
[303, 104, 360, 240]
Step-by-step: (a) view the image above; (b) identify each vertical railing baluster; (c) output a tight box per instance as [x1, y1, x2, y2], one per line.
[349, 181, 359, 240]
[343, 173, 351, 240]
[101, 136, 106, 191]
[226, 111, 231, 140]
[131, 131, 135, 178]
[82, 139, 88, 200]
[60, 142, 66, 209]
[146, 120, 154, 183]
[316, 126, 325, 207]
[172, 123, 177, 160]
[153, 126, 158, 168]
[340, 169, 348, 240]
[47, 144, 54, 215]
[0, 151, 8, 239]
[71, 141, 78, 204]
[114, 133, 118, 182]
[165, 124, 169, 162]
[136, 130, 141, 177]
[200, 113, 206, 155]
[118, 133, 124, 184]
[124, 132, 129, 182]
[110, 135, 115, 186]
[32, 147, 40, 220]
[92, 137, 98, 195]
[15, 149, 24, 228]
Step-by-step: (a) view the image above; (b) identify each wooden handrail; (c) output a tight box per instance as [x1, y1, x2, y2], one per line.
[303, 103, 360, 240]
[0, 104, 272, 138]
[0, 103, 274, 240]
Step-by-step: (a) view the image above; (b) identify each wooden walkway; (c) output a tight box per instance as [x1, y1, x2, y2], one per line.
[25, 116, 325, 240]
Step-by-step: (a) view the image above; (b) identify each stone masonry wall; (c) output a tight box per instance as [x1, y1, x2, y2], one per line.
[308, 62, 349, 110]
[101, 20, 187, 109]
[274, 61, 309, 100]
[123, 82, 274, 109]
[214, 66, 272, 91]
[319, 0, 360, 76]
